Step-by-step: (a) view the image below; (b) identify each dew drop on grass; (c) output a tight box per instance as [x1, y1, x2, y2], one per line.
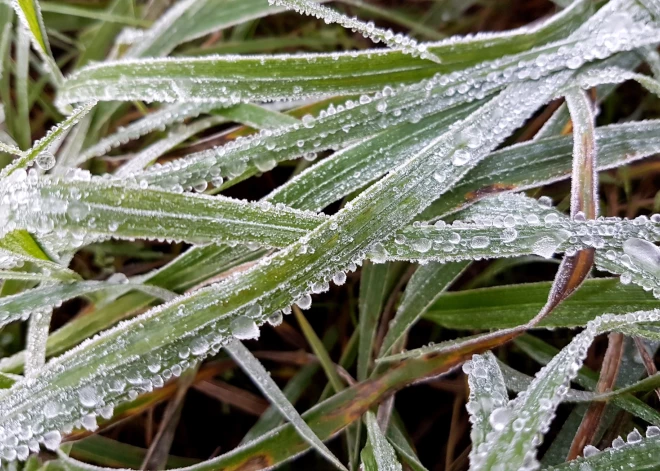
[488, 407, 512, 432]
[583, 445, 599, 457]
[623, 238, 660, 275]
[295, 293, 312, 310]
[611, 436, 625, 449]
[627, 429, 642, 444]
[647, 426, 660, 437]
[78, 386, 99, 408]
[35, 152, 56, 170]
[230, 316, 260, 340]
[42, 431, 61, 450]
[452, 149, 471, 166]
[332, 271, 347, 285]
[267, 311, 283, 327]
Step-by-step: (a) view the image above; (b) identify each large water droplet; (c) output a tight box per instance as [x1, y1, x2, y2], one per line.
[488, 407, 512, 432]
[36, 152, 56, 170]
[230, 316, 260, 340]
[623, 238, 660, 275]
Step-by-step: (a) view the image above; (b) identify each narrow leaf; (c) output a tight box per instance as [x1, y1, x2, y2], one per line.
[225, 339, 348, 471]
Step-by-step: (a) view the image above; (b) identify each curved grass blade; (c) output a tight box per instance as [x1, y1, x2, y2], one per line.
[473, 310, 660, 470]
[56, 3, 657, 109]
[271, 0, 441, 63]
[0, 102, 96, 178]
[12, 0, 63, 85]
[225, 339, 347, 471]
[0, 74, 571, 462]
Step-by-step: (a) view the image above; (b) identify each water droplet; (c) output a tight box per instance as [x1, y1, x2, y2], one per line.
[583, 445, 599, 457]
[230, 316, 260, 340]
[295, 293, 312, 310]
[412, 238, 432, 253]
[42, 431, 61, 450]
[78, 386, 99, 408]
[267, 311, 283, 326]
[452, 149, 471, 166]
[36, 152, 56, 170]
[627, 429, 642, 444]
[488, 407, 512, 432]
[332, 271, 347, 285]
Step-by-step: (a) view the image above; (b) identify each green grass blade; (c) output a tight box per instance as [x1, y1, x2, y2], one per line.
[2, 176, 327, 251]
[0, 102, 96, 177]
[272, 0, 440, 63]
[0, 230, 79, 281]
[425, 278, 660, 330]
[379, 261, 467, 357]
[358, 261, 394, 381]
[225, 339, 348, 471]
[15, 23, 31, 151]
[541, 431, 660, 470]
[0, 279, 172, 333]
[516, 335, 660, 427]
[464, 351, 508, 465]
[240, 362, 319, 444]
[12, 0, 63, 86]
[475, 310, 660, 470]
[362, 411, 402, 471]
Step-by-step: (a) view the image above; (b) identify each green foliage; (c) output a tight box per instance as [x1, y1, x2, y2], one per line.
[1, 0, 660, 470]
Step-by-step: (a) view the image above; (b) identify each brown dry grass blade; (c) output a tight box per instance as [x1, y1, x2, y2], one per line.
[141, 367, 198, 470]
[184, 329, 518, 471]
[561, 87, 605, 461]
[194, 380, 269, 417]
[566, 332, 624, 460]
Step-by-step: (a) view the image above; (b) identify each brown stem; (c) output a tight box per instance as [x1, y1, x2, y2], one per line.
[566, 332, 625, 460]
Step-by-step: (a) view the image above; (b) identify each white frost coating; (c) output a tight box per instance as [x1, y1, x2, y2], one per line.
[473, 309, 660, 471]
[0, 101, 96, 179]
[0, 68, 569, 464]
[464, 351, 509, 467]
[268, 0, 440, 63]
[115, 116, 226, 176]
[25, 308, 53, 377]
[225, 340, 347, 471]
[364, 411, 402, 471]
[79, 103, 222, 162]
[565, 87, 597, 218]
[0, 170, 328, 254]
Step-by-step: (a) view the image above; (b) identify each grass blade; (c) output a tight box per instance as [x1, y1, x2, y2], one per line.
[362, 411, 402, 471]
[0, 102, 96, 177]
[464, 351, 508, 465]
[225, 339, 348, 471]
[12, 0, 64, 85]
